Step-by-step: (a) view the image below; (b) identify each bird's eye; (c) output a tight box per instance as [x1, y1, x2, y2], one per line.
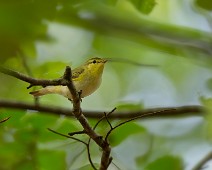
[93, 60, 96, 64]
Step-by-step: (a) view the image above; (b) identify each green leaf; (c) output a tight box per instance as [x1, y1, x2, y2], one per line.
[38, 150, 66, 170]
[116, 102, 144, 111]
[195, 0, 212, 11]
[115, 0, 156, 15]
[0, 117, 10, 124]
[78, 164, 99, 170]
[0, 109, 25, 127]
[129, 0, 156, 14]
[145, 155, 183, 170]
[109, 122, 146, 146]
[21, 112, 61, 142]
[51, 117, 82, 136]
[206, 78, 212, 91]
[0, 114, 38, 170]
[34, 61, 67, 79]
[0, 142, 27, 170]
[0, 0, 57, 59]
[199, 96, 212, 140]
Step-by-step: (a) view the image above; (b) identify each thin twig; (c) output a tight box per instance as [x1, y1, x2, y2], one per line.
[192, 151, 212, 170]
[47, 128, 97, 170]
[0, 117, 10, 123]
[88, 108, 116, 154]
[93, 108, 116, 130]
[86, 140, 98, 170]
[105, 109, 175, 141]
[68, 130, 86, 136]
[104, 112, 113, 129]
[87, 108, 117, 170]
[47, 128, 87, 145]
[0, 66, 66, 88]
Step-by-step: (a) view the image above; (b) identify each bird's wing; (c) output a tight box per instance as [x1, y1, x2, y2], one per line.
[72, 67, 85, 80]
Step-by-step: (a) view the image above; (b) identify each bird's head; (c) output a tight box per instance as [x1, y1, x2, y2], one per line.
[85, 57, 107, 75]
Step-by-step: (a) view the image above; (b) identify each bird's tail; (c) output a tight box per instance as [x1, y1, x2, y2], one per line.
[29, 86, 70, 98]
[29, 88, 48, 97]
[29, 86, 57, 97]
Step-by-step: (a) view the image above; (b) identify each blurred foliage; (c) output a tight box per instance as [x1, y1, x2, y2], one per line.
[195, 0, 212, 11]
[115, 101, 144, 111]
[109, 121, 146, 146]
[200, 96, 212, 140]
[38, 150, 66, 170]
[0, 0, 57, 61]
[144, 155, 183, 170]
[0, 0, 212, 169]
[0, 109, 83, 170]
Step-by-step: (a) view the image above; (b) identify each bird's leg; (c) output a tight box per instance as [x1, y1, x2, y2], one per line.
[68, 98, 73, 102]
[78, 90, 82, 102]
[67, 90, 82, 102]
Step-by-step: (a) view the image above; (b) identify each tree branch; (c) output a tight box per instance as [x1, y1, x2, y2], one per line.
[0, 66, 66, 88]
[0, 66, 207, 170]
[60, 66, 112, 170]
[0, 66, 112, 169]
[47, 128, 87, 145]
[0, 116, 10, 123]
[192, 151, 212, 170]
[0, 100, 204, 119]
[0, 65, 206, 119]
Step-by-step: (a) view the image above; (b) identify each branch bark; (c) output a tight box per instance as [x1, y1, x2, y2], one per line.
[0, 100, 205, 119]
[0, 65, 112, 169]
[192, 151, 212, 170]
[61, 66, 111, 170]
[0, 66, 207, 170]
[0, 67, 66, 88]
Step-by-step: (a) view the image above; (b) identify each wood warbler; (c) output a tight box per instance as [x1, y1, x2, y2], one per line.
[30, 57, 107, 99]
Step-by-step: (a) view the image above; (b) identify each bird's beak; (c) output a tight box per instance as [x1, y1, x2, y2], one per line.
[103, 59, 107, 63]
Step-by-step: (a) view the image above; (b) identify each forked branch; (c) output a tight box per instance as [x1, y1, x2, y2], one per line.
[0, 66, 207, 170]
[0, 66, 112, 170]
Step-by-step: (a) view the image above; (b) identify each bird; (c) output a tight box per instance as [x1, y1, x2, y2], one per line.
[29, 57, 107, 99]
